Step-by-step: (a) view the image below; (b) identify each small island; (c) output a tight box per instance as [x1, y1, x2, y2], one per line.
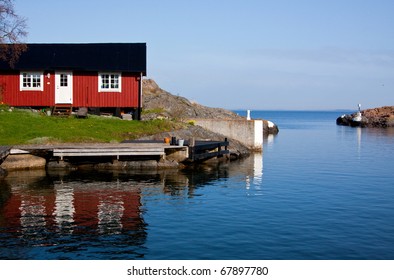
[337, 106, 394, 128]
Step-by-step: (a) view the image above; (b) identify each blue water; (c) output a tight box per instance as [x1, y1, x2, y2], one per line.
[1, 111, 393, 260]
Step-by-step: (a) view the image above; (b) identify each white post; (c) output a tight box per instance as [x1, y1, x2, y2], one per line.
[246, 110, 251, 120]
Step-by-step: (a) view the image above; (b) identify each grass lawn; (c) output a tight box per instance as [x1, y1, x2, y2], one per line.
[0, 107, 181, 145]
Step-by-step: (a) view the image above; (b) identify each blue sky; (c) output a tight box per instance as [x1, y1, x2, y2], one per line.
[16, 0, 394, 110]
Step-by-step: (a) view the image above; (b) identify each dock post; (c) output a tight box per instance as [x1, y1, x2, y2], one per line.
[189, 137, 195, 147]
[224, 137, 229, 160]
[189, 138, 195, 161]
[112, 155, 120, 164]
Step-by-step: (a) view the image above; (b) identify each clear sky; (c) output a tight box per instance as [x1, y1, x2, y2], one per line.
[15, 0, 394, 110]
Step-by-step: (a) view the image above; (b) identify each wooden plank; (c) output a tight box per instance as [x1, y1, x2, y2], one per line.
[14, 143, 169, 150]
[52, 105, 73, 117]
[53, 147, 165, 157]
[54, 151, 164, 157]
[193, 141, 229, 151]
[10, 149, 30, 154]
[54, 148, 164, 153]
[191, 150, 229, 161]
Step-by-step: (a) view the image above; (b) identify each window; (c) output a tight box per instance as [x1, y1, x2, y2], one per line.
[98, 73, 121, 92]
[20, 72, 44, 91]
[60, 74, 68, 87]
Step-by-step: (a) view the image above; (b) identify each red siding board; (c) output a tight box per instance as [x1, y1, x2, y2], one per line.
[0, 71, 139, 108]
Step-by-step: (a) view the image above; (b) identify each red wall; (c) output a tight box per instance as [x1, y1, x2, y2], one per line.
[0, 71, 140, 108]
[0, 71, 55, 106]
[72, 72, 139, 108]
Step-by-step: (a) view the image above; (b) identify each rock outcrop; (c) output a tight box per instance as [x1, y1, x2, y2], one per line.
[337, 106, 394, 128]
[142, 79, 243, 121]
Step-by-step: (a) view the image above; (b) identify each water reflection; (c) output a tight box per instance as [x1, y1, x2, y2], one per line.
[265, 133, 276, 147]
[0, 155, 264, 259]
[356, 127, 362, 157]
[246, 153, 263, 194]
[337, 126, 394, 158]
[53, 184, 75, 234]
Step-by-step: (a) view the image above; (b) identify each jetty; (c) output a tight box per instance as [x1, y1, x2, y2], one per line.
[0, 139, 230, 171]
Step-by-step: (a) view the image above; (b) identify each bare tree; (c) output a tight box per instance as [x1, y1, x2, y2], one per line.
[0, 0, 27, 66]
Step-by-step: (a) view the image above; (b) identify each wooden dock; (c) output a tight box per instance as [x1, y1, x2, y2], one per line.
[2, 138, 230, 170]
[53, 146, 165, 160]
[12, 143, 172, 161]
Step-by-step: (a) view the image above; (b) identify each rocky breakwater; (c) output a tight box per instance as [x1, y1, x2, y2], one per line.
[337, 106, 394, 128]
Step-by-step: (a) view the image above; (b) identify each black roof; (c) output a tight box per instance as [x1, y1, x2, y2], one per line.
[0, 43, 146, 74]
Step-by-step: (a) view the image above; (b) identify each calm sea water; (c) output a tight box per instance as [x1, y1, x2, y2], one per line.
[1, 110, 393, 260]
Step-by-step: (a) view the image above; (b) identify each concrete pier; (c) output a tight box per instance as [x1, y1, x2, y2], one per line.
[193, 119, 263, 151]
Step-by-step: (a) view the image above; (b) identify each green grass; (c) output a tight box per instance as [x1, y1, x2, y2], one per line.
[0, 108, 182, 145]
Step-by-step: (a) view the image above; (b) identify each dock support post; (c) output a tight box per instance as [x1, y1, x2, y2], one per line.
[188, 138, 195, 162]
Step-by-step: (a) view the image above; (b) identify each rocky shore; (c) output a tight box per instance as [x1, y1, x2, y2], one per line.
[336, 106, 394, 128]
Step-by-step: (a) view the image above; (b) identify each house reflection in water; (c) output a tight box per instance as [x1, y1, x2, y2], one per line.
[1, 170, 145, 239]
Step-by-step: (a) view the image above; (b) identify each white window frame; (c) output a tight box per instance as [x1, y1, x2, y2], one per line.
[20, 71, 44, 91]
[98, 72, 122, 92]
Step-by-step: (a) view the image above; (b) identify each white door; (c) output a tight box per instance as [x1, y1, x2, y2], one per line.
[55, 71, 73, 104]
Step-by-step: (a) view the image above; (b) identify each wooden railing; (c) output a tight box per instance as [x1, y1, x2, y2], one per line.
[187, 138, 229, 162]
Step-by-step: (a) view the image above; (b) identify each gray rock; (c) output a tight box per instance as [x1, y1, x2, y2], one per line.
[1, 154, 46, 171]
[142, 79, 245, 121]
[46, 160, 78, 170]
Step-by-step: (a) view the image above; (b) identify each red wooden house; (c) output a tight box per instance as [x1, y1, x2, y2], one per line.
[0, 43, 146, 119]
